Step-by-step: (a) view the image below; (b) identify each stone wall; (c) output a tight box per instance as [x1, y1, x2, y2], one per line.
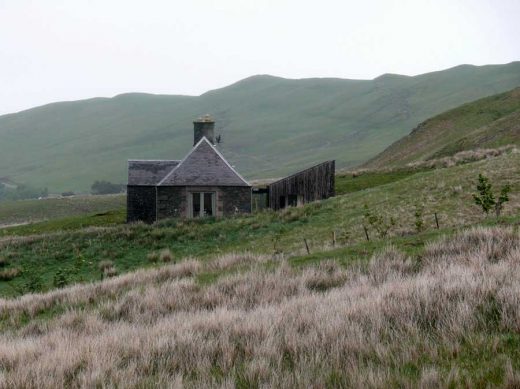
[156, 186, 187, 220]
[127, 186, 156, 223]
[130, 185, 252, 222]
[220, 186, 252, 216]
[156, 186, 251, 220]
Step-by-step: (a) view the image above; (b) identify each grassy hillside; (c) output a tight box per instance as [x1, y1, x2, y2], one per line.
[0, 195, 125, 226]
[366, 87, 520, 168]
[0, 150, 519, 386]
[0, 151, 520, 385]
[1, 62, 520, 192]
[0, 149, 518, 297]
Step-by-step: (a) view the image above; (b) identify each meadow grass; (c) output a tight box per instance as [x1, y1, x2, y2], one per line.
[0, 194, 125, 226]
[1, 227, 520, 387]
[0, 151, 518, 297]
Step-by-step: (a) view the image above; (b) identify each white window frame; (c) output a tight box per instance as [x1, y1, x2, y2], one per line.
[188, 191, 216, 218]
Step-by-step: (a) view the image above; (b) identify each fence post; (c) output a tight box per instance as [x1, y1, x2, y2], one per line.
[434, 212, 440, 229]
[363, 226, 370, 241]
[332, 231, 336, 248]
[304, 238, 311, 254]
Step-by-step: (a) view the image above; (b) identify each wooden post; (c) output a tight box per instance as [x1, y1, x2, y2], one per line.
[363, 226, 370, 241]
[332, 231, 336, 248]
[304, 238, 310, 254]
[434, 213, 440, 229]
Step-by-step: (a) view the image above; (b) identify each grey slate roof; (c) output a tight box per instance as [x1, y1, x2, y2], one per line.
[159, 137, 250, 187]
[128, 160, 180, 185]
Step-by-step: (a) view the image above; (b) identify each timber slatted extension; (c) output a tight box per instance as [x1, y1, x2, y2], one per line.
[267, 160, 335, 210]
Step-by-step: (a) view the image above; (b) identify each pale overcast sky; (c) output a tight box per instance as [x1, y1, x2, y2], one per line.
[1, 0, 519, 115]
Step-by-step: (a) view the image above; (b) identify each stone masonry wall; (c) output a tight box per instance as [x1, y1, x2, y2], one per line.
[156, 186, 187, 220]
[127, 186, 156, 224]
[219, 186, 252, 216]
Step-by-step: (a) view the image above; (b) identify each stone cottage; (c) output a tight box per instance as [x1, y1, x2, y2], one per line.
[127, 116, 252, 223]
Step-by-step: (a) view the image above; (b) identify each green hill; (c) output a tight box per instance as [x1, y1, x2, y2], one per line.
[1, 62, 520, 192]
[365, 87, 520, 168]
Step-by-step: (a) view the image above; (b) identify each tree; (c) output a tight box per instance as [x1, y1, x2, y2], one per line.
[473, 174, 511, 217]
[414, 204, 424, 233]
[495, 184, 511, 218]
[91, 180, 124, 195]
[473, 174, 495, 215]
[363, 204, 396, 238]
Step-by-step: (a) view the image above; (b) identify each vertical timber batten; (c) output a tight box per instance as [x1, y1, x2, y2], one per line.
[267, 160, 335, 210]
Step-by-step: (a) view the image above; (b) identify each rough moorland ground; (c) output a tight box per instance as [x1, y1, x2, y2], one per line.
[0, 194, 125, 226]
[0, 150, 518, 297]
[1, 227, 520, 387]
[366, 87, 520, 168]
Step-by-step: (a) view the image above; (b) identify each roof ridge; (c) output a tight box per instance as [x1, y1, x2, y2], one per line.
[128, 159, 181, 162]
[209, 139, 250, 186]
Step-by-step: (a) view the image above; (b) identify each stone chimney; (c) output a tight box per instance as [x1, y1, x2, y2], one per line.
[193, 114, 215, 145]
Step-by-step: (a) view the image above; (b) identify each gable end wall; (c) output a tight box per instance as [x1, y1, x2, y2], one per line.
[127, 186, 157, 224]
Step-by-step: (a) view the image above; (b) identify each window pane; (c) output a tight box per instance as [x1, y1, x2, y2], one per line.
[192, 192, 201, 218]
[204, 193, 213, 216]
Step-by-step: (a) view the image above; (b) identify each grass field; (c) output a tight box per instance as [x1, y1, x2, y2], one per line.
[0, 195, 125, 226]
[1, 227, 520, 387]
[0, 150, 518, 297]
[0, 150, 519, 386]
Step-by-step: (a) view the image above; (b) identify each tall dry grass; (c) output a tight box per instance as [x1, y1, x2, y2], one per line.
[407, 145, 518, 169]
[1, 227, 520, 387]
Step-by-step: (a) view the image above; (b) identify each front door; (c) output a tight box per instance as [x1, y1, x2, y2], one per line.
[190, 192, 215, 218]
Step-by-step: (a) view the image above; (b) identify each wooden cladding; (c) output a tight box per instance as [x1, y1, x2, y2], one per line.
[267, 160, 335, 210]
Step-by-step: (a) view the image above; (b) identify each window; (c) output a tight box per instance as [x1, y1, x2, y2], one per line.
[279, 196, 286, 209]
[190, 192, 215, 218]
[287, 195, 298, 207]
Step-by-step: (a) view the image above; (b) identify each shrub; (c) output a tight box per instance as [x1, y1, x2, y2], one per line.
[22, 273, 44, 293]
[104, 267, 118, 278]
[338, 230, 351, 245]
[91, 180, 124, 195]
[496, 184, 511, 218]
[147, 252, 159, 263]
[53, 269, 68, 288]
[159, 249, 173, 263]
[473, 173, 511, 217]
[363, 204, 396, 238]
[414, 204, 424, 233]
[0, 267, 21, 281]
[98, 260, 115, 272]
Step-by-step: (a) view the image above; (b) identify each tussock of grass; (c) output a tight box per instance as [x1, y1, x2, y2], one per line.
[0, 268, 20, 281]
[411, 145, 517, 169]
[1, 227, 520, 387]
